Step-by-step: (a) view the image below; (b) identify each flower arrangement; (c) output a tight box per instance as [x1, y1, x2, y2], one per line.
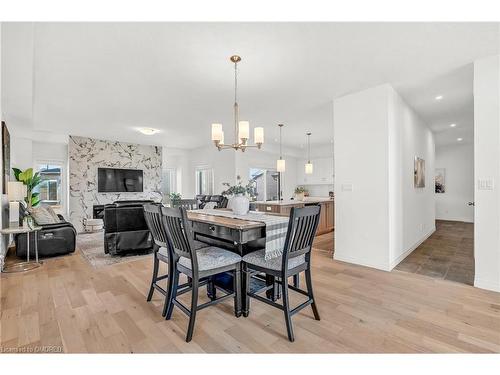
[222, 175, 256, 199]
[294, 186, 307, 194]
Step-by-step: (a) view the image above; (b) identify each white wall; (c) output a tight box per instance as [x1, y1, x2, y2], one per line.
[334, 84, 393, 270]
[235, 147, 298, 200]
[178, 144, 299, 200]
[9, 136, 70, 216]
[334, 84, 435, 271]
[185, 145, 236, 198]
[10, 136, 33, 171]
[162, 147, 190, 197]
[473, 55, 500, 292]
[0, 21, 8, 271]
[435, 143, 474, 222]
[389, 87, 436, 267]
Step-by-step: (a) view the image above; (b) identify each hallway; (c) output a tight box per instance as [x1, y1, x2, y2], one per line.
[394, 220, 474, 285]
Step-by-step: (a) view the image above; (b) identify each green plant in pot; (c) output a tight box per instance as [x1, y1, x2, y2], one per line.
[294, 186, 307, 201]
[169, 192, 182, 207]
[222, 176, 256, 215]
[12, 168, 41, 209]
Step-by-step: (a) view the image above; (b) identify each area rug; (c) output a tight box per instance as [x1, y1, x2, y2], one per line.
[77, 231, 152, 269]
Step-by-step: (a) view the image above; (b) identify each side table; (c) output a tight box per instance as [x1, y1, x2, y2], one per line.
[1, 225, 43, 273]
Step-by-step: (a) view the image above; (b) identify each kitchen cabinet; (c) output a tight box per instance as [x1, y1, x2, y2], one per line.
[254, 199, 334, 236]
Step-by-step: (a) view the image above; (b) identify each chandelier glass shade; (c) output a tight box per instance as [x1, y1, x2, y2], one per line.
[211, 55, 264, 152]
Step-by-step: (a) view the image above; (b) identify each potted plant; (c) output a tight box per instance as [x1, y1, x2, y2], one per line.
[295, 186, 307, 201]
[222, 176, 256, 215]
[168, 192, 182, 207]
[12, 168, 41, 209]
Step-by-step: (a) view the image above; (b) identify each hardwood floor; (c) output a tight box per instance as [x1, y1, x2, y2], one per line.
[1, 232, 499, 353]
[395, 220, 474, 285]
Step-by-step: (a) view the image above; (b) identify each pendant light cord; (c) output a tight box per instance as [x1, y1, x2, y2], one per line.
[307, 132, 311, 162]
[233, 60, 239, 144]
[279, 125, 283, 159]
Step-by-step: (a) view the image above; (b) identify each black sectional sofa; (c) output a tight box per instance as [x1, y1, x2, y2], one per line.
[16, 210, 77, 258]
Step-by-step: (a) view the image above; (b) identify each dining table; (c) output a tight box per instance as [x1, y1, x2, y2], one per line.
[186, 209, 288, 315]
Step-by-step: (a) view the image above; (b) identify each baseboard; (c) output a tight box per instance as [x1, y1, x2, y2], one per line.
[474, 277, 500, 292]
[333, 252, 391, 272]
[436, 216, 474, 223]
[389, 227, 436, 270]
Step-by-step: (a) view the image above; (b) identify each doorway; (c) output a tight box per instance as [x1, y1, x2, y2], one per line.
[394, 64, 475, 286]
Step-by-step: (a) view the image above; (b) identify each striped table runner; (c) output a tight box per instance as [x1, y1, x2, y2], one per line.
[196, 209, 289, 260]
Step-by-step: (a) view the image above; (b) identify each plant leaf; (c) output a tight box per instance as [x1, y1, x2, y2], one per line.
[12, 168, 22, 181]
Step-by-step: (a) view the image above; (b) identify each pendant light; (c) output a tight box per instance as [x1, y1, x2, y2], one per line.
[276, 124, 286, 172]
[305, 132, 313, 174]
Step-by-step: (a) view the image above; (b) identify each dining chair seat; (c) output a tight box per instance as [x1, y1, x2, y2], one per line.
[158, 240, 210, 258]
[179, 246, 241, 271]
[242, 249, 305, 271]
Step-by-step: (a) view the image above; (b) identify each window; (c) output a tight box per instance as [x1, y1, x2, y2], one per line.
[35, 163, 63, 207]
[249, 168, 280, 201]
[162, 168, 177, 195]
[195, 168, 214, 195]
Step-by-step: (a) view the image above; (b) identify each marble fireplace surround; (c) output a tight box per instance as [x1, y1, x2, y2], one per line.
[69, 135, 162, 232]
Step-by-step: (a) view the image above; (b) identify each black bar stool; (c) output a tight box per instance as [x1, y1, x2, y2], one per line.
[242, 205, 322, 342]
[161, 206, 242, 342]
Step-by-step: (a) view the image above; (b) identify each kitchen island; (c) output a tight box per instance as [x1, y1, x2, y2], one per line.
[253, 197, 334, 235]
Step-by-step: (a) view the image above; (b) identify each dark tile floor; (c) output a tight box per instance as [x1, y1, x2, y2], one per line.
[394, 220, 474, 285]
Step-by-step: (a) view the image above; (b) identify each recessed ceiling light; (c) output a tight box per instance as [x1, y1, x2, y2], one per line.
[435, 95, 443, 100]
[450, 123, 456, 128]
[138, 127, 160, 135]
[457, 137, 463, 142]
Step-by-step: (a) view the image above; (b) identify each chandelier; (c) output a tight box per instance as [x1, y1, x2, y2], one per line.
[211, 55, 264, 152]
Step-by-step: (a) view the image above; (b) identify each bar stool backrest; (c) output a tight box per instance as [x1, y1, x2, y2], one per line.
[161, 207, 197, 267]
[143, 203, 169, 249]
[282, 205, 321, 268]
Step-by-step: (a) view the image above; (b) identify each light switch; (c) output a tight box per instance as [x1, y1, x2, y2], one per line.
[478, 179, 494, 190]
[341, 183, 353, 192]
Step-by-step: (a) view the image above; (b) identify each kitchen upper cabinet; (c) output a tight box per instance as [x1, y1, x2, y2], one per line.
[296, 157, 334, 185]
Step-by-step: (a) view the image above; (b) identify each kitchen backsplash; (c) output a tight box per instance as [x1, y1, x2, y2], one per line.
[304, 184, 334, 197]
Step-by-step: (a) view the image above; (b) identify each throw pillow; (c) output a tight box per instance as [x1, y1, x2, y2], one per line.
[29, 206, 60, 225]
[45, 206, 62, 222]
[202, 202, 218, 210]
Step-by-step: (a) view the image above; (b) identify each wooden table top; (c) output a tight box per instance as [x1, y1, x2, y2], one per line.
[187, 211, 265, 230]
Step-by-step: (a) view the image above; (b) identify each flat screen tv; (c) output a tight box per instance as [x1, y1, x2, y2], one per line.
[97, 167, 144, 193]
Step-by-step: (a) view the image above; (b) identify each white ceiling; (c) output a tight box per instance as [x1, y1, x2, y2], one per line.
[2, 22, 499, 149]
[396, 64, 474, 147]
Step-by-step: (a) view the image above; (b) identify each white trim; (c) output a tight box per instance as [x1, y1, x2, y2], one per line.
[474, 276, 500, 292]
[389, 227, 436, 269]
[435, 216, 474, 223]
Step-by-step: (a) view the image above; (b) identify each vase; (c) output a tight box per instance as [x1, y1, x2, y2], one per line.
[295, 192, 305, 201]
[232, 194, 249, 215]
